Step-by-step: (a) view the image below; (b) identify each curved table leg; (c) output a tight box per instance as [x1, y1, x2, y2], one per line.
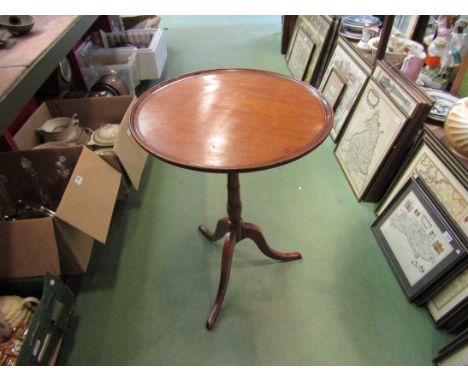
[206, 230, 236, 330]
[241, 222, 302, 261]
[199, 217, 230, 242]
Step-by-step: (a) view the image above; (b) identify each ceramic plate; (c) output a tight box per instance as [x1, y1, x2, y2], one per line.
[339, 29, 362, 41]
[342, 15, 381, 27]
[424, 88, 459, 120]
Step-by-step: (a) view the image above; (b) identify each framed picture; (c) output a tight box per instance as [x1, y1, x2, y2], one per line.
[286, 26, 315, 80]
[372, 177, 468, 302]
[433, 328, 468, 366]
[321, 68, 346, 110]
[319, 37, 371, 141]
[392, 15, 419, 39]
[376, 132, 468, 238]
[335, 77, 407, 199]
[373, 63, 419, 118]
[286, 16, 333, 85]
[427, 268, 468, 326]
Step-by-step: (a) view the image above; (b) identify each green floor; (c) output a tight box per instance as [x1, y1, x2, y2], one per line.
[58, 16, 452, 365]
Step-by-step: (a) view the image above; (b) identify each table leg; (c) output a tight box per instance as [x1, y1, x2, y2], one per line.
[201, 172, 301, 330]
[206, 230, 236, 330]
[240, 222, 302, 261]
[199, 218, 229, 242]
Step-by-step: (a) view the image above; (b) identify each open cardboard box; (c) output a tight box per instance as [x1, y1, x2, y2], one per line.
[13, 96, 148, 190]
[0, 146, 121, 278]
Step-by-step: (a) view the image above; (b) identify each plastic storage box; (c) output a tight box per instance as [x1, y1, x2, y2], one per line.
[75, 41, 140, 94]
[105, 28, 167, 80]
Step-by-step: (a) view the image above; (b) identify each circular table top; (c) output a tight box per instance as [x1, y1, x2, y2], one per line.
[130, 69, 333, 173]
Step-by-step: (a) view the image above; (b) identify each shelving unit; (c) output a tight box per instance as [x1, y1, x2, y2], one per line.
[0, 16, 98, 136]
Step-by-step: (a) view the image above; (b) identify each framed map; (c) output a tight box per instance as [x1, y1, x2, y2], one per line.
[286, 16, 332, 85]
[372, 177, 468, 301]
[427, 269, 468, 324]
[376, 136, 468, 238]
[319, 37, 371, 141]
[335, 78, 407, 199]
[286, 26, 315, 80]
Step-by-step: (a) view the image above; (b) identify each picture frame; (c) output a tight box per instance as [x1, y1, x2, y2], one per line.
[392, 15, 419, 39]
[286, 26, 315, 81]
[286, 16, 333, 86]
[335, 77, 407, 200]
[319, 37, 371, 142]
[433, 328, 468, 366]
[358, 60, 434, 202]
[321, 68, 346, 110]
[372, 177, 468, 302]
[376, 130, 468, 239]
[427, 268, 468, 327]
[373, 63, 419, 118]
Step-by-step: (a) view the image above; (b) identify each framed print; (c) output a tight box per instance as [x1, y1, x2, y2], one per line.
[290, 16, 332, 85]
[321, 68, 346, 110]
[319, 37, 371, 141]
[335, 78, 407, 199]
[433, 328, 468, 366]
[427, 268, 468, 325]
[286, 26, 315, 80]
[372, 177, 468, 302]
[373, 63, 419, 117]
[376, 134, 468, 238]
[392, 15, 419, 39]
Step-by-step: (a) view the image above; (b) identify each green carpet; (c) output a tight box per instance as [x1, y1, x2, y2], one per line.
[58, 16, 452, 366]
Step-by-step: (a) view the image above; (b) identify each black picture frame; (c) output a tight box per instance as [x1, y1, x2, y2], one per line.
[372, 177, 468, 302]
[376, 129, 468, 241]
[433, 328, 468, 366]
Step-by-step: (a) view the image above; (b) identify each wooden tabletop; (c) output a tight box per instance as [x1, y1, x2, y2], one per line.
[130, 69, 333, 172]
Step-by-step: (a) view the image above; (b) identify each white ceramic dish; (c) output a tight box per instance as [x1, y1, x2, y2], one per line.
[87, 123, 120, 147]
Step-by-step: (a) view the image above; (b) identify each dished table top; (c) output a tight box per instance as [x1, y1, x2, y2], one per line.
[130, 69, 333, 173]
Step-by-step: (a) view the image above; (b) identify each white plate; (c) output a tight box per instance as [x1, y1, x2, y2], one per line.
[339, 30, 362, 41]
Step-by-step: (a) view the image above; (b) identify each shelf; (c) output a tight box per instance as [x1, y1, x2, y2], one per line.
[0, 15, 98, 135]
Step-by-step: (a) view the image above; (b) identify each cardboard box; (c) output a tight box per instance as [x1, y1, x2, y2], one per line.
[13, 96, 148, 190]
[0, 146, 121, 278]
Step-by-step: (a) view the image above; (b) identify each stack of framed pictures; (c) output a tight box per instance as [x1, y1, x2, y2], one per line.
[334, 60, 433, 202]
[285, 15, 340, 86]
[427, 269, 468, 333]
[374, 126, 468, 333]
[319, 37, 372, 142]
[433, 328, 468, 366]
[372, 177, 468, 306]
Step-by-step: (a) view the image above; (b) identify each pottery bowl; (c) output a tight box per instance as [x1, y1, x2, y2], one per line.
[0, 15, 35, 36]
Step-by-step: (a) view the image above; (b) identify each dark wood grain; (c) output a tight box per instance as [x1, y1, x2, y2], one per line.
[130, 69, 333, 173]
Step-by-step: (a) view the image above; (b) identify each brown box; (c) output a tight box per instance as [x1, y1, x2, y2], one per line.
[0, 146, 121, 278]
[13, 96, 148, 190]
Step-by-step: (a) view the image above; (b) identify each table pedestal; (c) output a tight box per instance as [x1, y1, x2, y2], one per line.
[199, 172, 302, 330]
